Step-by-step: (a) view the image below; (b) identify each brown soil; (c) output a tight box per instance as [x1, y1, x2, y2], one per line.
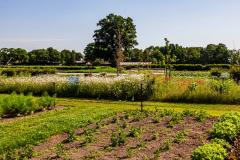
[228, 135, 240, 160]
[31, 111, 217, 160]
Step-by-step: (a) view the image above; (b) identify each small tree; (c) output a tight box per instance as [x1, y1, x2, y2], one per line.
[163, 38, 176, 79]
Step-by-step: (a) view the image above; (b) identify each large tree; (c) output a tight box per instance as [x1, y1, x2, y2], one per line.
[93, 14, 138, 67]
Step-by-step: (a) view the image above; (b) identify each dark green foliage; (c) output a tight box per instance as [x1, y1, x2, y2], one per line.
[0, 68, 56, 76]
[230, 67, 240, 83]
[192, 143, 227, 160]
[93, 14, 138, 66]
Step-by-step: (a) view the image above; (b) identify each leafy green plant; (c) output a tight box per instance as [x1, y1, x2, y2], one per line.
[0, 93, 38, 117]
[159, 139, 172, 152]
[211, 121, 237, 141]
[128, 127, 141, 138]
[174, 130, 187, 144]
[63, 130, 76, 143]
[195, 110, 208, 122]
[219, 112, 240, 131]
[111, 129, 127, 147]
[84, 129, 95, 143]
[38, 92, 55, 110]
[167, 113, 184, 128]
[192, 143, 227, 160]
[210, 138, 231, 149]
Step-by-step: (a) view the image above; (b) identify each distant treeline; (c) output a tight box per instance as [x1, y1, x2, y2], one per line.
[0, 48, 83, 65]
[85, 43, 240, 66]
[1, 43, 240, 66]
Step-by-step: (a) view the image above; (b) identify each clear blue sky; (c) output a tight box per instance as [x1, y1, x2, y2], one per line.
[0, 0, 240, 52]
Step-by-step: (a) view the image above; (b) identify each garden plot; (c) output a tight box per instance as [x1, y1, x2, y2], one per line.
[32, 110, 216, 160]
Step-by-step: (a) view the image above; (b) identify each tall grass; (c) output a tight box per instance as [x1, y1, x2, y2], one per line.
[153, 77, 240, 104]
[0, 75, 154, 101]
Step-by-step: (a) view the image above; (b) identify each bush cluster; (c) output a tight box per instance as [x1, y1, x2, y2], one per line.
[192, 112, 240, 160]
[0, 92, 55, 118]
[172, 64, 232, 71]
[0, 68, 56, 77]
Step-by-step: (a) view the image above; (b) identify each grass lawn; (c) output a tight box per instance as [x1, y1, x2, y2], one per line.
[1, 97, 240, 155]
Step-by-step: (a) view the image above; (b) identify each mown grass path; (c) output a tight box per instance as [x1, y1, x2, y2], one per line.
[1, 97, 240, 155]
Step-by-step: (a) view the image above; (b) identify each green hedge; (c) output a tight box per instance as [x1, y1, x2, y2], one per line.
[0, 68, 56, 76]
[172, 64, 233, 71]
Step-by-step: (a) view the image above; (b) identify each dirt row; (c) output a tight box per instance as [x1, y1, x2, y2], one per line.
[31, 111, 217, 160]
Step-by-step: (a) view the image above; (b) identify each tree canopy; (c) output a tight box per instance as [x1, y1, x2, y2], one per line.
[93, 13, 138, 66]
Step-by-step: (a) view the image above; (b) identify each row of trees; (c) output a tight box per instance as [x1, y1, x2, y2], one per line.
[124, 43, 240, 65]
[0, 48, 83, 65]
[84, 14, 240, 66]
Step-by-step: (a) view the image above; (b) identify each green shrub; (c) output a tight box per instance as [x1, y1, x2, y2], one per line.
[38, 92, 55, 110]
[0, 68, 56, 77]
[0, 93, 38, 116]
[195, 110, 208, 122]
[111, 129, 127, 147]
[128, 127, 141, 138]
[219, 112, 240, 131]
[192, 143, 227, 160]
[211, 121, 237, 141]
[211, 68, 223, 78]
[174, 130, 187, 144]
[210, 138, 231, 149]
[63, 130, 76, 143]
[210, 80, 231, 94]
[0, 93, 55, 117]
[230, 67, 240, 83]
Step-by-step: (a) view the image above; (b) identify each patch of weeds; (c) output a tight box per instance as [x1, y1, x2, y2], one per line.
[174, 130, 188, 144]
[126, 148, 136, 158]
[129, 110, 148, 122]
[158, 139, 172, 152]
[152, 131, 159, 140]
[84, 129, 95, 143]
[1, 145, 33, 160]
[111, 128, 127, 147]
[56, 143, 64, 158]
[120, 121, 128, 129]
[128, 127, 141, 138]
[111, 117, 119, 124]
[157, 109, 175, 118]
[195, 110, 208, 122]
[96, 121, 103, 129]
[153, 115, 161, 123]
[139, 141, 146, 149]
[167, 113, 184, 128]
[104, 146, 113, 152]
[63, 130, 76, 143]
[82, 151, 100, 160]
[182, 109, 196, 117]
